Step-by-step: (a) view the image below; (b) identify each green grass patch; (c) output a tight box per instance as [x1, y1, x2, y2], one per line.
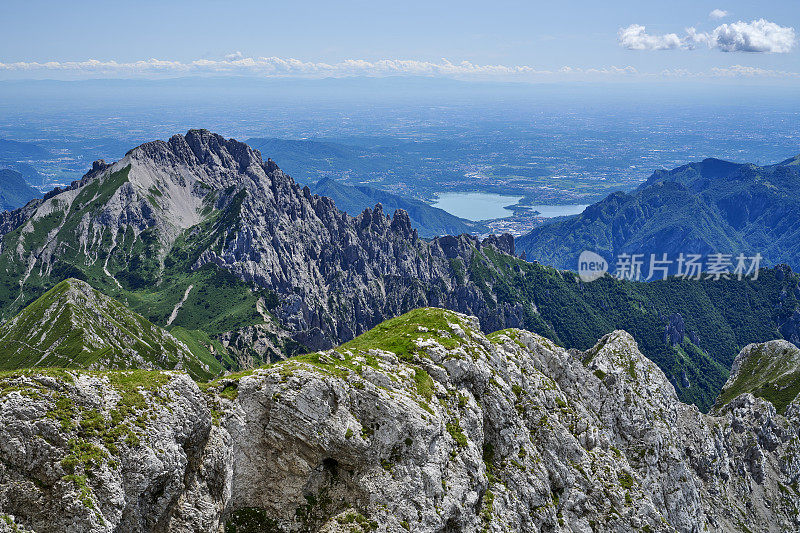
[413, 368, 434, 401]
[341, 307, 467, 361]
[446, 420, 468, 448]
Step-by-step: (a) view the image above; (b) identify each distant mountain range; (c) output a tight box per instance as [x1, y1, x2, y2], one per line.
[516, 155, 800, 272]
[0, 137, 50, 208]
[0, 168, 40, 210]
[312, 177, 485, 237]
[2, 161, 47, 187]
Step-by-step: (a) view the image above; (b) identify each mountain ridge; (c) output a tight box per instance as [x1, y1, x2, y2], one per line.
[713, 339, 800, 414]
[516, 153, 800, 272]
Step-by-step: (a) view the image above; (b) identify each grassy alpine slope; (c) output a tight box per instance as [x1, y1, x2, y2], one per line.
[713, 340, 800, 414]
[0, 278, 223, 380]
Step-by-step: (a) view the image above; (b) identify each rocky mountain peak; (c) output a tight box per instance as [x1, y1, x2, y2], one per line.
[49, 276, 95, 302]
[481, 233, 515, 256]
[127, 129, 265, 174]
[389, 207, 415, 238]
[91, 159, 110, 172]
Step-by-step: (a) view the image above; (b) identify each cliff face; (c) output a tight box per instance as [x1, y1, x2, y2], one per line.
[1, 309, 798, 532]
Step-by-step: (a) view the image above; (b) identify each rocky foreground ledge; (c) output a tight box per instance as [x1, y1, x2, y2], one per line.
[1, 308, 798, 532]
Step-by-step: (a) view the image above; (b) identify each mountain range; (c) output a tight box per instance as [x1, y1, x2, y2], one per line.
[0, 131, 798, 413]
[516, 155, 800, 273]
[312, 176, 485, 237]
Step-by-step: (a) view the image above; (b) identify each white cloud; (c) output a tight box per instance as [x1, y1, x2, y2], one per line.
[658, 64, 799, 78]
[618, 18, 796, 53]
[660, 68, 700, 77]
[684, 27, 711, 48]
[556, 65, 638, 75]
[709, 9, 728, 20]
[0, 56, 553, 79]
[585, 65, 639, 75]
[713, 19, 796, 53]
[0, 55, 795, 82]
[709, 64, 800, 77]
[618, 24, 685, 50]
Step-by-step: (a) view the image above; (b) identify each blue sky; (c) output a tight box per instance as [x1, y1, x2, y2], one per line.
[1, 0, 798, 82]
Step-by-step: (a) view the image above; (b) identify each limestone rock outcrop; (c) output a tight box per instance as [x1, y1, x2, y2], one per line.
[1, 309, 798, 532]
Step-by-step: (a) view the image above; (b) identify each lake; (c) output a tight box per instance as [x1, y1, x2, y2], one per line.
[432, 192, 522, 221]
[432, 192, 587, 221]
